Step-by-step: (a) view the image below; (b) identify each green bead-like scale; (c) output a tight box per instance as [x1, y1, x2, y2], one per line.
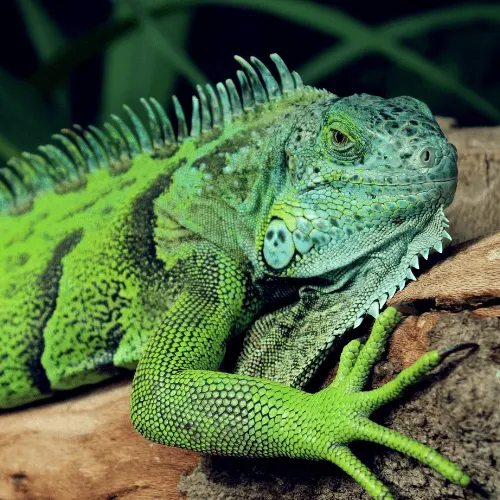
[0, 55, 470, 499]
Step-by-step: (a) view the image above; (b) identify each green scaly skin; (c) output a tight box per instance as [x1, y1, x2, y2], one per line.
[0, 54, 471, 498]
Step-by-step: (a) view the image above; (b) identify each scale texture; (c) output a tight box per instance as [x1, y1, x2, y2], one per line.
[0, 54, 471, 499]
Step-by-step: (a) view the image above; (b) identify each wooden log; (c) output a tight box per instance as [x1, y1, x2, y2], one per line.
[0, 382, 199, 500]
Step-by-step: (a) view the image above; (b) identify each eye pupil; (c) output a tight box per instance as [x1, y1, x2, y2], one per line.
[331, 129, 350, 148]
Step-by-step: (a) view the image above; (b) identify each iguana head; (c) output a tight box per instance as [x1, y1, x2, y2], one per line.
[260, 93, 457, 286]
[240, 91, 458, 385]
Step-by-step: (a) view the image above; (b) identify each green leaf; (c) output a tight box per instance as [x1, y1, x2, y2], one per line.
[382, 4, 500, 38]
[17, 0, 70, 124]
[126, 0, 206, 85]
[0, 68, 63, 160]
[101, 0, 197, 120]
[18, 0, 66, 61]
[298, 42, 367, 84]
[30, 1, 500, 122]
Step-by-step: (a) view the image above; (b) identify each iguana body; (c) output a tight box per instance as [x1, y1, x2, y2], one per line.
[0, 54, 470, 498]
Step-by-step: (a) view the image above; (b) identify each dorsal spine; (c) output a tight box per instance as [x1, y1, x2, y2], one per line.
[0, 54, 319, 215]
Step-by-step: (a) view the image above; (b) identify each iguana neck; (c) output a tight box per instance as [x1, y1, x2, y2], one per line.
[236, 207, 449, 388]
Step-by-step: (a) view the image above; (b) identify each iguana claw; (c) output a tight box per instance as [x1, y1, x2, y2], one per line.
[437, 342, 478, 360]
[310, 307, 472, 499]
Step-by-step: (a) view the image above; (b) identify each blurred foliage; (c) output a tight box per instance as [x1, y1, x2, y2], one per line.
[0, 0, 499, 160]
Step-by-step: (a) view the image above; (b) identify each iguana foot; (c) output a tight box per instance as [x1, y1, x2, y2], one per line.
[311, 306, 473, 500]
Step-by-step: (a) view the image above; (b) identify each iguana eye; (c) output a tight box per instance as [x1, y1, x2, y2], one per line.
[331, 129, 352, 149]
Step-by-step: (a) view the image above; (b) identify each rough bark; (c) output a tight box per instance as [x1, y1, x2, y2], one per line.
[0, 381, 198, 500]
[1, 122, 499, 500]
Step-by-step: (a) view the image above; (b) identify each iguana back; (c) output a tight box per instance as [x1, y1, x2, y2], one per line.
[0, 55, 321, 408]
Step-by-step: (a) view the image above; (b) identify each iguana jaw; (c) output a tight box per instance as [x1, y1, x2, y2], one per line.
[293, 205, 450, 330]
[347, 206, 451, 329]
[257, 152, 457, 278]
[259, 182, 455, 280]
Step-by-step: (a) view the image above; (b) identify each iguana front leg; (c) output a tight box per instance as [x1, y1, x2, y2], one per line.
[130, 245, 470, 499]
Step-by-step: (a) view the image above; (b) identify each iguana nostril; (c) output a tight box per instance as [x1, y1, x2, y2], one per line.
[420, 148, 434, 165]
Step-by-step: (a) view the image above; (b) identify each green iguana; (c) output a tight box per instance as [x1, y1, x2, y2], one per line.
[0, 54, 473, 499]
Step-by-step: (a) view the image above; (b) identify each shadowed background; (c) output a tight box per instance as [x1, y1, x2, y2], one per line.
[0, 0, 499, 165]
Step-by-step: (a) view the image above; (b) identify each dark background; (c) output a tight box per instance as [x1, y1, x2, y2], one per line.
[0, 0, 499, 161]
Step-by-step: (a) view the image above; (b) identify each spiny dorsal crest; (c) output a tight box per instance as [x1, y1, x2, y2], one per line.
[0, 54, 317, 215]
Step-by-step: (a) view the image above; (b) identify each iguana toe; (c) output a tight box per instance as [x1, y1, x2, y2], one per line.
[311, 307, 471, 498]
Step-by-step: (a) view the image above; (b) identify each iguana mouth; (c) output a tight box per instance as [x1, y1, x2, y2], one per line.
[299, 177, 456, 197]
[368, 177, 456, 186]
[263, 200, 451, 281]
[303, 177, 456, 192]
